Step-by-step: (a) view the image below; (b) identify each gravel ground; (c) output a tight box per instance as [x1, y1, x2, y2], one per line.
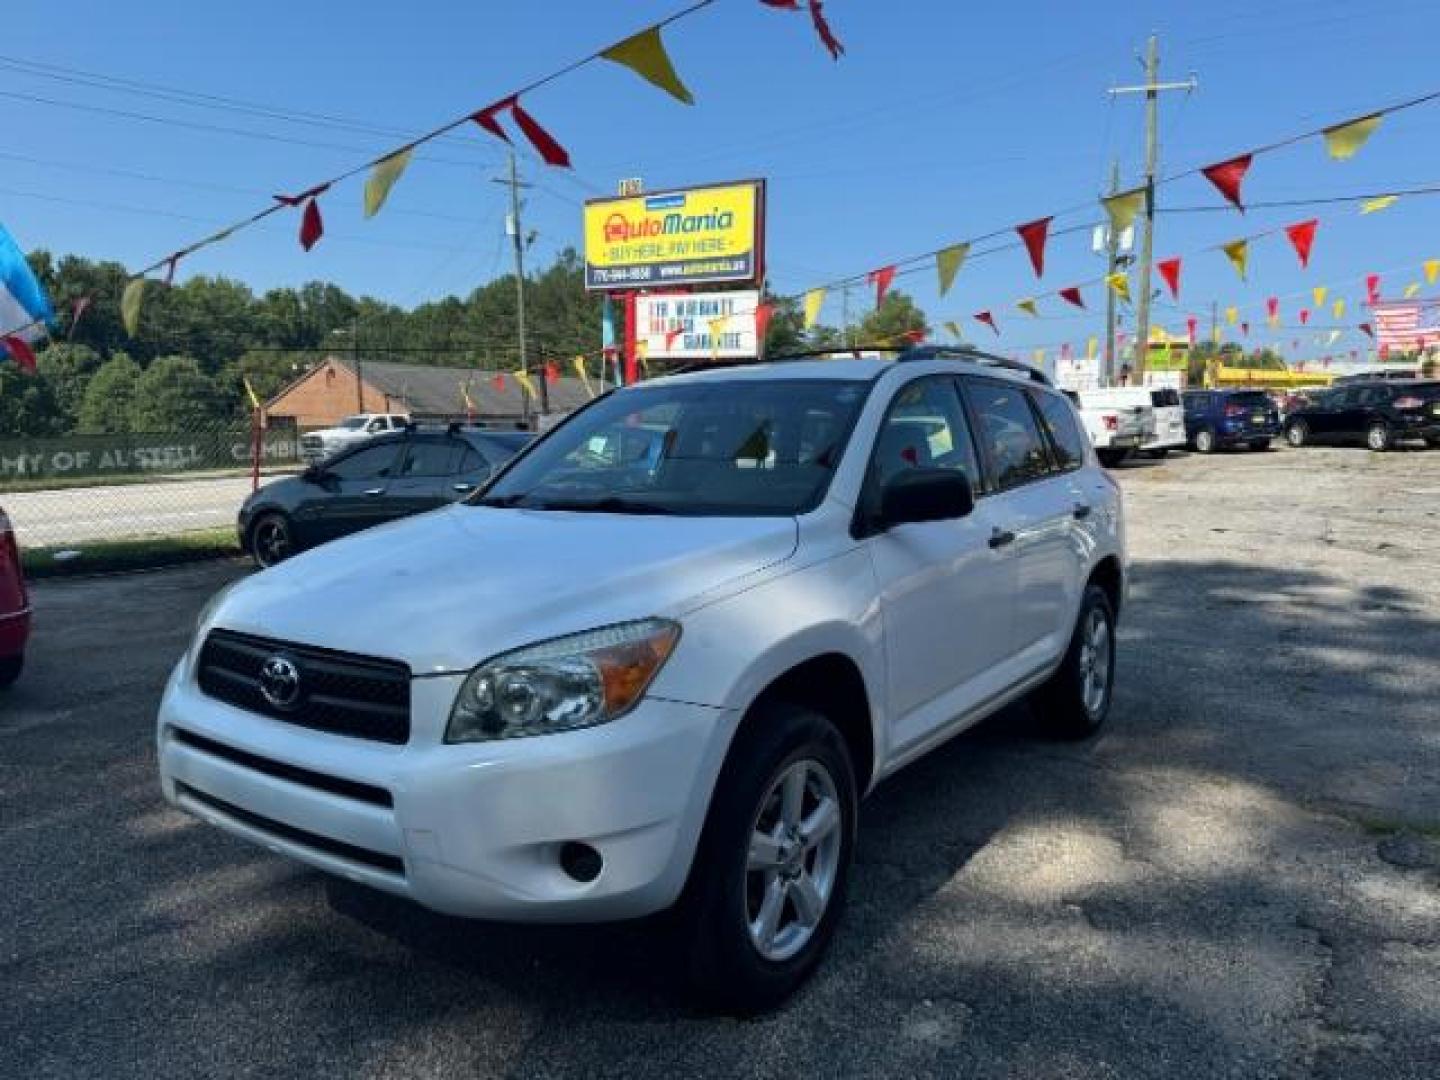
[3, 444, 1437, 1079]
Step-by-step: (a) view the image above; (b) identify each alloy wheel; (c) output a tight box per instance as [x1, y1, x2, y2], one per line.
[253, 517, 291, 568]
[1367, 424, 1389, 451]
[1077, 607, 1112, 719]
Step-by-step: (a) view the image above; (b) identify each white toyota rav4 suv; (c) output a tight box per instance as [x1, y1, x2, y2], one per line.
[157, 349, 1126, 1012]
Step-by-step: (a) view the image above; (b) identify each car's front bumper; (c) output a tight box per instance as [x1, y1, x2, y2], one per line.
[156, 659, 734, 921]
[0, 607, 30, 657]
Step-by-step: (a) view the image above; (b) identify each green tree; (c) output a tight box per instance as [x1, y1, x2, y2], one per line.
[857, 290, 929, 344]
[0, 366, 66, 436]
[77, 354, 143, 433]
[35, 343, 102, 431]
[130, 355, 227, 432]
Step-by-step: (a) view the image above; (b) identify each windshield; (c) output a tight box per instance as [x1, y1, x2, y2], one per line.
[478, 378, 870, 516]
[337, 416, 368, 430]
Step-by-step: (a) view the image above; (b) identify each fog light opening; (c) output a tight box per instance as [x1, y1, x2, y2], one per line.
[559, 841, 603, 883]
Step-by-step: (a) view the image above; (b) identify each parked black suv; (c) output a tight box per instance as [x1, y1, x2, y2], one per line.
[1283, 380, 1440, 451]
[240, 427, 531, 567]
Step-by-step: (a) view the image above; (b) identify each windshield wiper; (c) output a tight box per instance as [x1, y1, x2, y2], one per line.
[532, 496, 679, 515]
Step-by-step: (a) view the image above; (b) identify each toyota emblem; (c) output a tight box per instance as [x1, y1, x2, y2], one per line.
[259, 654, 302, 711]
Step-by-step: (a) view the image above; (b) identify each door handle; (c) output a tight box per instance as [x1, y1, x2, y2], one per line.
[364, 488, 385, 496]
[452, 483, 474, 493]
[988, 527, 1016, 549]
[1072, 503, 1092, 520]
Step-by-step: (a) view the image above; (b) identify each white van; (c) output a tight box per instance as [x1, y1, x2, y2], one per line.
[1081, 387, 1185, 458]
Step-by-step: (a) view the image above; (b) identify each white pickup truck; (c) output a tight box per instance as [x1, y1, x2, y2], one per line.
[299, 413, 410, 463]
[1070, 390, 1155, 467]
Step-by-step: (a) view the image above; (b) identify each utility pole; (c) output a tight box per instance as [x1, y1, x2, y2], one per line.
[1109, 35, 1197, 385]
[1103, 161, 1121, 387]
[352, 315, 363, 413]
[840, 284, 851, 348]
[493, 151, 543, 422]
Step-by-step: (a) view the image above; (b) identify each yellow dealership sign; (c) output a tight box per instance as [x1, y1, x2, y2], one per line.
[583, 180, 765, 290]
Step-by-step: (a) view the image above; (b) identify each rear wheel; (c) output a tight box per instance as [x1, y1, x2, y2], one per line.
[1036, 584, 1116, 739]
[1366, 422, 1391, 452]
[1193, 428, 1217, 454]
[680, 703, 856, 1015]
[0, 654, 22, 689]
[1097, 448, 1130, 468]
[1285, 420, 1309, 448]
[249, 512, 295, 569]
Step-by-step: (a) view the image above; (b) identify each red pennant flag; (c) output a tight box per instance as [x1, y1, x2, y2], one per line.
[1266, 297, 1279, 321]
[759, 0, 800, 6]
[2, 335, 38, 373]
[1202, 154, 1251, 210]
[1299, 308, 1310, 325]
[1016, 217, 1052, 278]
[1058, 286, 1085, 309]
[1157, 257, 1182, 300]
[664, 326, 683, 350]
[492, 372, 506, 391]
[868, 265, 896, 306]
[1241, 321, 1250, 337]
[1359, 323, 1374, 338]
[299, 198, 324, 251]
[902, 328, 925, 344]
[754, 302, 775, 344]
[1285, 219, 1318, 269]
[1365, 274, 1381, 304]
[1186, 316, 1198, 343]
[1379, 344, 1390, 359]
[974, 311, 998, 335]
[806, 0, 845, 59]
[544, 361, 559, 384]
[472, 96, 571, 167]
[69, 295, 92, 339]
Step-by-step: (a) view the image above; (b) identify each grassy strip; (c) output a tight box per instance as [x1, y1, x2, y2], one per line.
[22, 528, 242, 579]
[1, 466, 300, 494]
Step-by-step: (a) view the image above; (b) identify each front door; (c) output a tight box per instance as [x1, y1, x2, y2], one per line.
[864, 376, 1016, 754]
[298, 441, 403, 544]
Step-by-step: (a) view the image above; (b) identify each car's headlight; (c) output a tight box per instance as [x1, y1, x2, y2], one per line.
[446, 619, 681, 743]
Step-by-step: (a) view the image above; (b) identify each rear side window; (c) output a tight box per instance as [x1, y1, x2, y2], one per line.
[1229, 392, 1271, 409]
[1032, 391, 1086, 471]
[400, 439, 464, 477]
[964, 379, 1055, 490]
[1150, 388, 1180, 408]
[328, 443, 400, 479]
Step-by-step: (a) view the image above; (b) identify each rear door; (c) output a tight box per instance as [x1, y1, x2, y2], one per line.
[1182, 391, 1211, 439]
[384, 436, 467, 516]
[1148, 388, 1185, 446]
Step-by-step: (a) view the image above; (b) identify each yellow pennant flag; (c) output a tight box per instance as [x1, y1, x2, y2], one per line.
[243, 376, 262, 411]
[1086, 336, 1097, 361]
[935, 243, 969, 297]
[1221, 240, 1249, 281]
[121, 278, 146, 336]
[1426, 259, 1440, 285]
[513, 368, 536, 399]
[1105, 272, 1130, 303]
[1360, 195, 1397, 215]
[708, 316, 726, 360]
[458, 379, 475, 411]
[1312, 286, 1328, 309]
[1225, 305, 1239, 326]
[364, 147, 414, 218]
[1405, 282, 1421, 299]
[1323, 114, 1381, 161]
[1333, 298, 1346, 319]
[573, 356, 594, 397]
[600, 25, 694, 105]
[1032, 348, 1045, 367]
[1017, 298, 1039, 317]
[1101, 187, 1146, 233]
[943, 320, 962, 340]
[636, 340, 649, 370]
[803, 288, 826, 329]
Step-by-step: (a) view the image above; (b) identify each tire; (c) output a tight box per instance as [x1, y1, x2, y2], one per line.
[679, 703, 857, 1015]
[1285, 421, 1308, 448]
[1366, 422, 1391, 452]
[0, 654, 22, 689]
[1193, 427, 1217, 454]
[1096, 448, 1130, 468]
[1035, 584, 1116, 739]
[1248, 439, 1272, 452]
[248, 511, 295, 569]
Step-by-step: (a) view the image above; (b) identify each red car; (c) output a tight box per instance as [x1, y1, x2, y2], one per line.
[0, 505, 29, 687]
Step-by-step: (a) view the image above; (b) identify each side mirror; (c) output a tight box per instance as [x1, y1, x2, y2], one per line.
[875, 468, 975, 531]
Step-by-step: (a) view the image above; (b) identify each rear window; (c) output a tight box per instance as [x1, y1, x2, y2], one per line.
[1149, 389, 1180, 408]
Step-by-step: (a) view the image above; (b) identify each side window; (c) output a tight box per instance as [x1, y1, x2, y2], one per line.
[328, 443, 400, 480]
[1359, 387, 1389, 407]
[399, 439, 464, 477]
[457, 447, 489, 475]
[867, 377, 980, 493]
[1033, 391, 1086, 470]
[965, 378, 1056, 490]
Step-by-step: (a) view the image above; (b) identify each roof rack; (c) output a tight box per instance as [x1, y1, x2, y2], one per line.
[893, 344, 1052, 385]
[668, 343, 1052, 385]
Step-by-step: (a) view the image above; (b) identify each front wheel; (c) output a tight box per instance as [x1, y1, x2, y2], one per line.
[1285, 421, 1309, 448]
[1036, 584, 1116, 739]
[1366, 422, 1391, 452]
[680, 703, 856, 1015]
[248, 512, 295, 569]
[1096, 448, 1130, 468]
[1193, 427, 1217, 454]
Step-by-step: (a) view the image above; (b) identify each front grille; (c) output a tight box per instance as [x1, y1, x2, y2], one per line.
[197, 629, 411, 744]
[301, 435, 324, 448]
[172, 727, 393, 807]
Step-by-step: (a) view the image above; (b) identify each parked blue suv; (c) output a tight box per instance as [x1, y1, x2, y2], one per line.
[1181, 389, 1281, 453]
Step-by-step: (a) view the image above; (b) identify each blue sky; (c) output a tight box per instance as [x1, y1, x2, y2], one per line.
[6, 0, 1440, 358]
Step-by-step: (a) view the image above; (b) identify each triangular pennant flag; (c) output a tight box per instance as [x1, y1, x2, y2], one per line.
[1404, 282, 1421, 299]
[1101, 187, 1146, 234]
[1086, 336, 1098, 361]
[806, 0, 845, 60]
[1359, 323, 1374, 339]
[1312, 286, 1328, 308]
[243, 376, 262, 411]
[573, 356, 594, 398]
[1058, 286, 1085, 309]
[472, 96, 571, 167]
[1202, 154, 1252, 210]
[300, 198, 324, 251]
[514, 368, 537, 398]
[1186, 316, 1198, 344]
[1285, 219, 1318, 268]
[364, 147, 414, 219]
[544, 361, 560, 384]
[802, 288, 825, 329]
[1221, 239, 1249, 281]
[1366, 273, 1381, 303]
[1360, 195, 1397, 215]
[943, 320, 962, 340]
[1425, 260, 1440, 286]
[868, 265, 896, 307]
[1016, 217, 1052, 278]
[1017, 298, 1039, 317]
[1323, 114, 1381, 161]
[974, 311, 998, 335]
[1241, 321, 1250, 337]
[1032, 349, 1045, 367]
[1300, 308, 1310, 325]
[1266, 297, 1279, 325]
[121, 278, 146, 336]
[755, 302, 775, 345]
[664, 325, 684, 351]
[492, 372, 506, 392]
[1225, 306, 1238, 326]
[1333, 298, 1346, 319]
[1157, 257, 1182, 300]
[708, 316, 727, 359]
[1, 335, 38, 373]
[935, 243, 969, 297]
[600, 26, 694, 104]
[1105, 272, 1131, 303]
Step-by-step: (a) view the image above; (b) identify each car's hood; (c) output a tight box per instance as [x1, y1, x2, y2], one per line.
[208, 506, 799, 673]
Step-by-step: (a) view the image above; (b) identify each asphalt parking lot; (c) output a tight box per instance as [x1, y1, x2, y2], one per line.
[4, 445, 1438, 1079]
